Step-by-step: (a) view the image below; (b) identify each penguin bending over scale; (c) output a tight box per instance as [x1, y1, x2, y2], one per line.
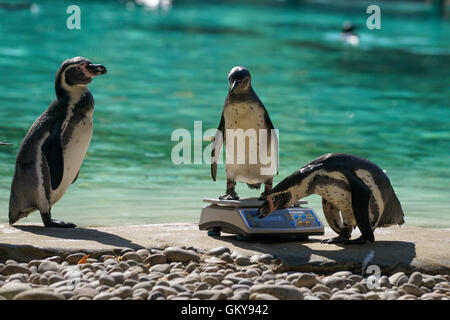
[257, 153, 404, 244]
[211, 66, 278, 200]
[9, 57, 107, 227]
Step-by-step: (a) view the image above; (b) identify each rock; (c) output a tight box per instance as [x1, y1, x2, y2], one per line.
[348, 275, 363, 284]
[192, 290, 216, 299]
[163, 247, 200, 263]
[250, 284, 303, 300]
[66, 253, 87, 265]
[136, 249, 150, 257]
[365, 292, 381, 300]
[0, 282, 32, 299]
[38, 260, 59, 273]
[206, 246, 231, 256]
[48, 275, 65, 285]
[13, 289, 65, 300]
[312, 284, 331, 294]
[220, 253, 234, 263]
[389, 272, 408, 287]
[112, 286, 133, 299]
[314, 292, 331, 300]
[332, 271, 352, 278]
[422, 277, 436, 289]
[400, 283, 424, 297]
[149, 263, 171, 274]
[109, 272, 125, 284]
[398, 294, 417, 300]
[99, 274, 116, 287]
[235, 255, 251, 266]
[122, 252, 144, 263]
[408, 272, 423, 287]
[378, 275, 391, 288]
[1, 264, 31, 276]
[294, 273, 317, 289]
[144, 254, 167, 266]
[257, 254, 274, 264]
[73, 287, 99, 299]
[304, 295, 320, 300]
[250, 293, 279, 300]
[202, 276, 221, 287]
[93, 292, 115, 300]
[324, 277, 346, 290]
[420, 292, 445, 300]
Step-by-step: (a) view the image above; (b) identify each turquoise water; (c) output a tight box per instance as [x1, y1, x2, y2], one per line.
[0, 0, 449, 228]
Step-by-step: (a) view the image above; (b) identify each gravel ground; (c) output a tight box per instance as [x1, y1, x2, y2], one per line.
[0, 246, 449, 300]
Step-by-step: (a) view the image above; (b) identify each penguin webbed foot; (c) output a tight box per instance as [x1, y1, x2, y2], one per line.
[41, 213, 77, 228]
[219, 193, 239, 201]
[321, 234, 349, 244]
[343, 236, 369, 245]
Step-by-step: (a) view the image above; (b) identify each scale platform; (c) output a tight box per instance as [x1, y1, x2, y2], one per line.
[199, 197, 324, 240]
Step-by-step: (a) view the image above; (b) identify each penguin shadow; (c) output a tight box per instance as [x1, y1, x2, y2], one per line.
[216, 235, 416, 273]
[13, 225, 145, 250]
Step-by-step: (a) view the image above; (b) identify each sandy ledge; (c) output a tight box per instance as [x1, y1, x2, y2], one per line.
[0, 223, 449, 275]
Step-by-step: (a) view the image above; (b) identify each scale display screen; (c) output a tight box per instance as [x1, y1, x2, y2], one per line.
[239, 208, 322, 229]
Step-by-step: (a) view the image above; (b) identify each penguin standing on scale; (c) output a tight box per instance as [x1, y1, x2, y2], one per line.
[211, 66, 278, 200]
[9, 57, 107, 227]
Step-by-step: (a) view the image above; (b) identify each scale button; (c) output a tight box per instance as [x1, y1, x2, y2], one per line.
[301, 214, 306, 219]
[305, 221, 311, 226]
[297, 221, 303, 226]
[294, 214, 299, 219]
[290, 221, 295, 226]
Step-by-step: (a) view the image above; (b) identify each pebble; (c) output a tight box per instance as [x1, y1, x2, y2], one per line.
[408, 272, 423, 287]
[0, 246, 448, 301]
[0, 282, 32, 299]
[324, 277, 346, 290]
[66, 253, 87, 265]
[294, 273, 317, 289]
[250, 284, 303, 300]
[13, 288, 65, 300]
[1, 264, 31, 276]
[122, 252, 144, 263]
[149, 264, 171, 274]
[164, 247, 200, 263]
[400, 283, 425, 297]
[206, 246, 231, 256]
[144, 254, 167, 266]
[389, 272, 408, 287]
[235, 255, 251, 266]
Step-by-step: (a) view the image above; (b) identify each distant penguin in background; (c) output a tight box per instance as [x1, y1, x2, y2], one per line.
[257, 153, 404, 244]
[341, 21, 360, 46]
[9, 57, 107, 227]
[211, 66, 278, 200]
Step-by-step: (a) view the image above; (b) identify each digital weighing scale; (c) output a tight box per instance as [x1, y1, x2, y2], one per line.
[199, 198, 324, 240]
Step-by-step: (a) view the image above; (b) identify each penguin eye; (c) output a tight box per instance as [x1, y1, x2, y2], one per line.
[75, 66, 81, 71]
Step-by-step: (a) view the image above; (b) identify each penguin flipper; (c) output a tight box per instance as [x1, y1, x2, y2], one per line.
[211, 113, 225, 181]
[262, 107, 278, 175]
[343, 171, 375, 242]
[42, 128, 64, 190]
[72, 170, 79, 184]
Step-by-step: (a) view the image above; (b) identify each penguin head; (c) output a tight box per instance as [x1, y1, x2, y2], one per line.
[228, 66, 251, 94]
[342, 21, 355, 34]
[56, 57, 107, 96]
[257, 191, 292, 219]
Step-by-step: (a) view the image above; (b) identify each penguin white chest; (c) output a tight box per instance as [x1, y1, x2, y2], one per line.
[223, 102, 275, 183]
[50, 112, 93, 203]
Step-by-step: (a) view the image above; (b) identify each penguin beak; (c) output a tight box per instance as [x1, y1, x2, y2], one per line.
[86, 63, 107, 77]
[230, 80, 238, 94]
[257, 197, 275, 219]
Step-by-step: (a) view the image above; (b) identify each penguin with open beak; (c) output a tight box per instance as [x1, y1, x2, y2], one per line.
[9, 57, 107, 227]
